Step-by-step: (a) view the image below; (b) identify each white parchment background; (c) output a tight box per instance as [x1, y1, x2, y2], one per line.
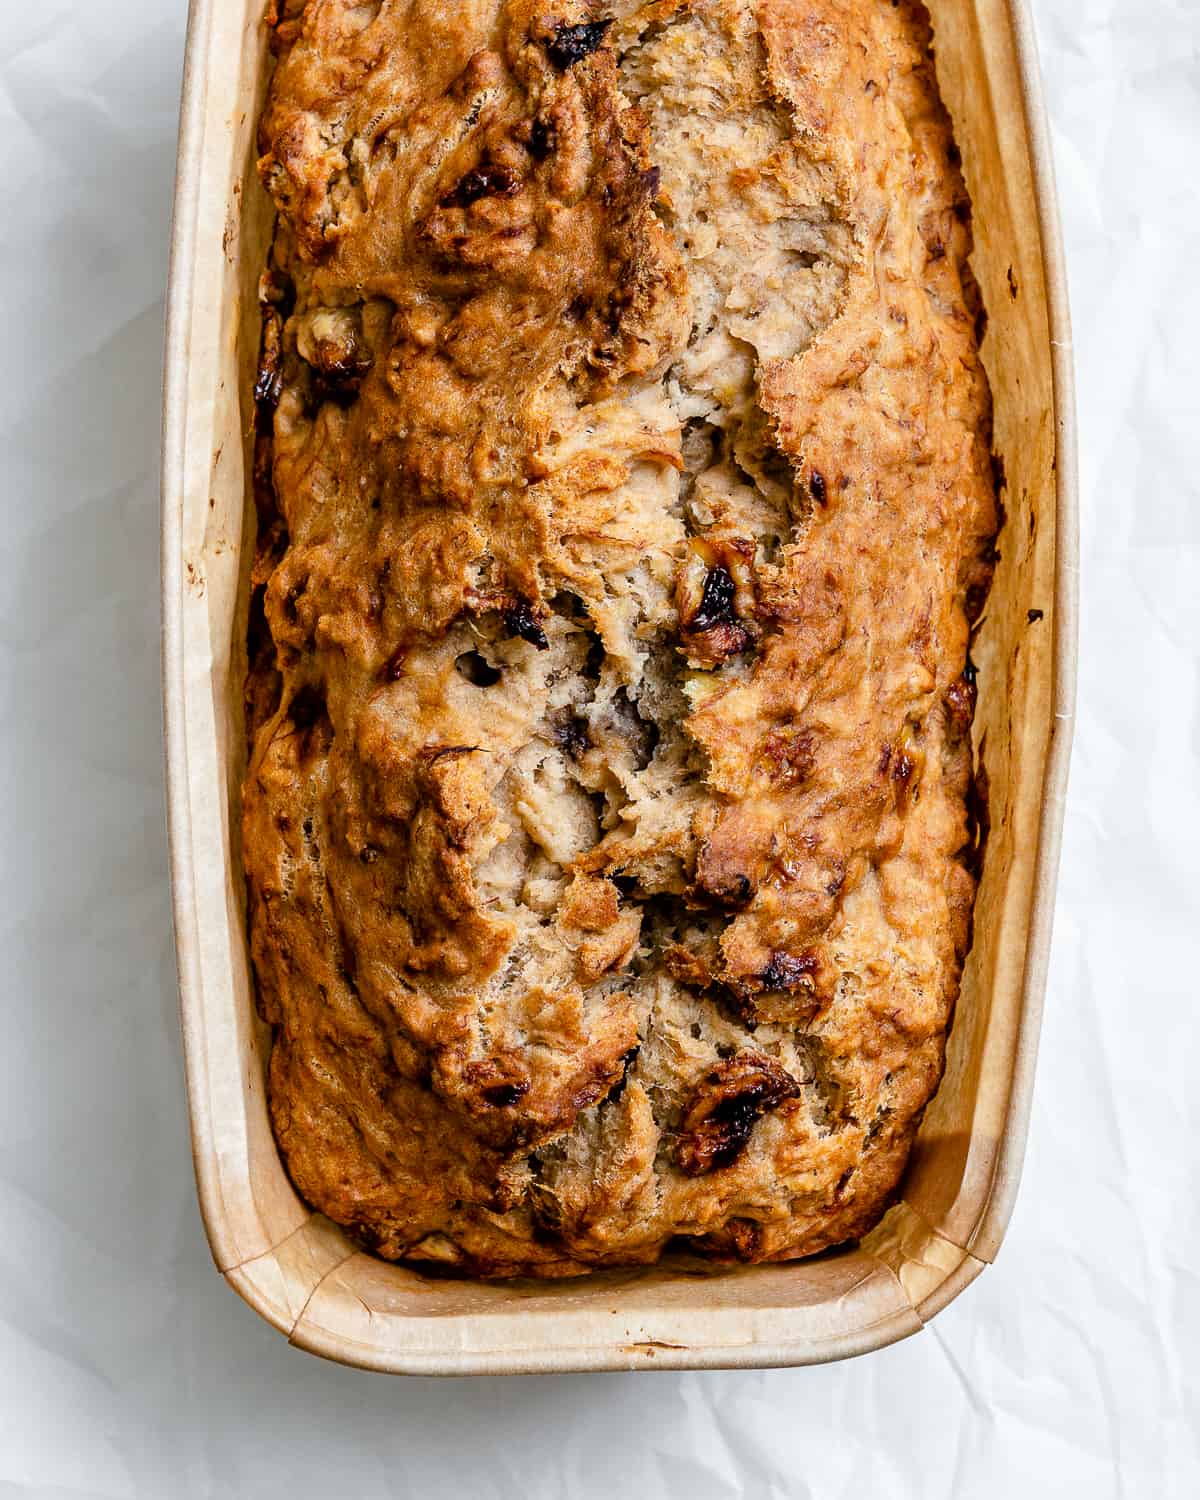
[1, 1, 1197, 1495]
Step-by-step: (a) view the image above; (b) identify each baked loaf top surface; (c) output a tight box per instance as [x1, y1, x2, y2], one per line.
[245, 0, 997, 1275]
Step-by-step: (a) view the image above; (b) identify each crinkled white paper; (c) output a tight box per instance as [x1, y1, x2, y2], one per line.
[0, 0, 1197, 1495]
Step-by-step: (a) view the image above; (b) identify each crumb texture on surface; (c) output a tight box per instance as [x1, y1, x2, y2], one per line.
[244, 0, 997, 1276]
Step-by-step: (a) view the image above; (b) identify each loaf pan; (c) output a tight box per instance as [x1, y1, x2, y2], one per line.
[162, 0, 1077, 1375]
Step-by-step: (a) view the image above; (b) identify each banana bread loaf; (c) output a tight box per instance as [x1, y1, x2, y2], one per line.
[244, 0, 997, 1276]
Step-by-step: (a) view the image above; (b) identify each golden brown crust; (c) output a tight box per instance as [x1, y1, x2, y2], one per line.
[244, 0, 997, 1276]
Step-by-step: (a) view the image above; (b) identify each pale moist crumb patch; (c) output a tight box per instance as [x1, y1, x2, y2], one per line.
[243, 0, 997, 1276]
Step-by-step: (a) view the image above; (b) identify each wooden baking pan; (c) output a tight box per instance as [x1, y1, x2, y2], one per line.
[162, 0, 1077, 1375]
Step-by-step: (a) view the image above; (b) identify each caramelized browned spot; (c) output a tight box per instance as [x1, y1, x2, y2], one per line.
[760, 949, 820, 991]
[676, 1053, 800, 1176]
[502, 599, 550, 650]
[254, 306, 284, 410]
[761, 727, 817, 786]
[442, 163, 523, 208]
[945, 672, 978, 740]
[545, 20, 614, 72]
